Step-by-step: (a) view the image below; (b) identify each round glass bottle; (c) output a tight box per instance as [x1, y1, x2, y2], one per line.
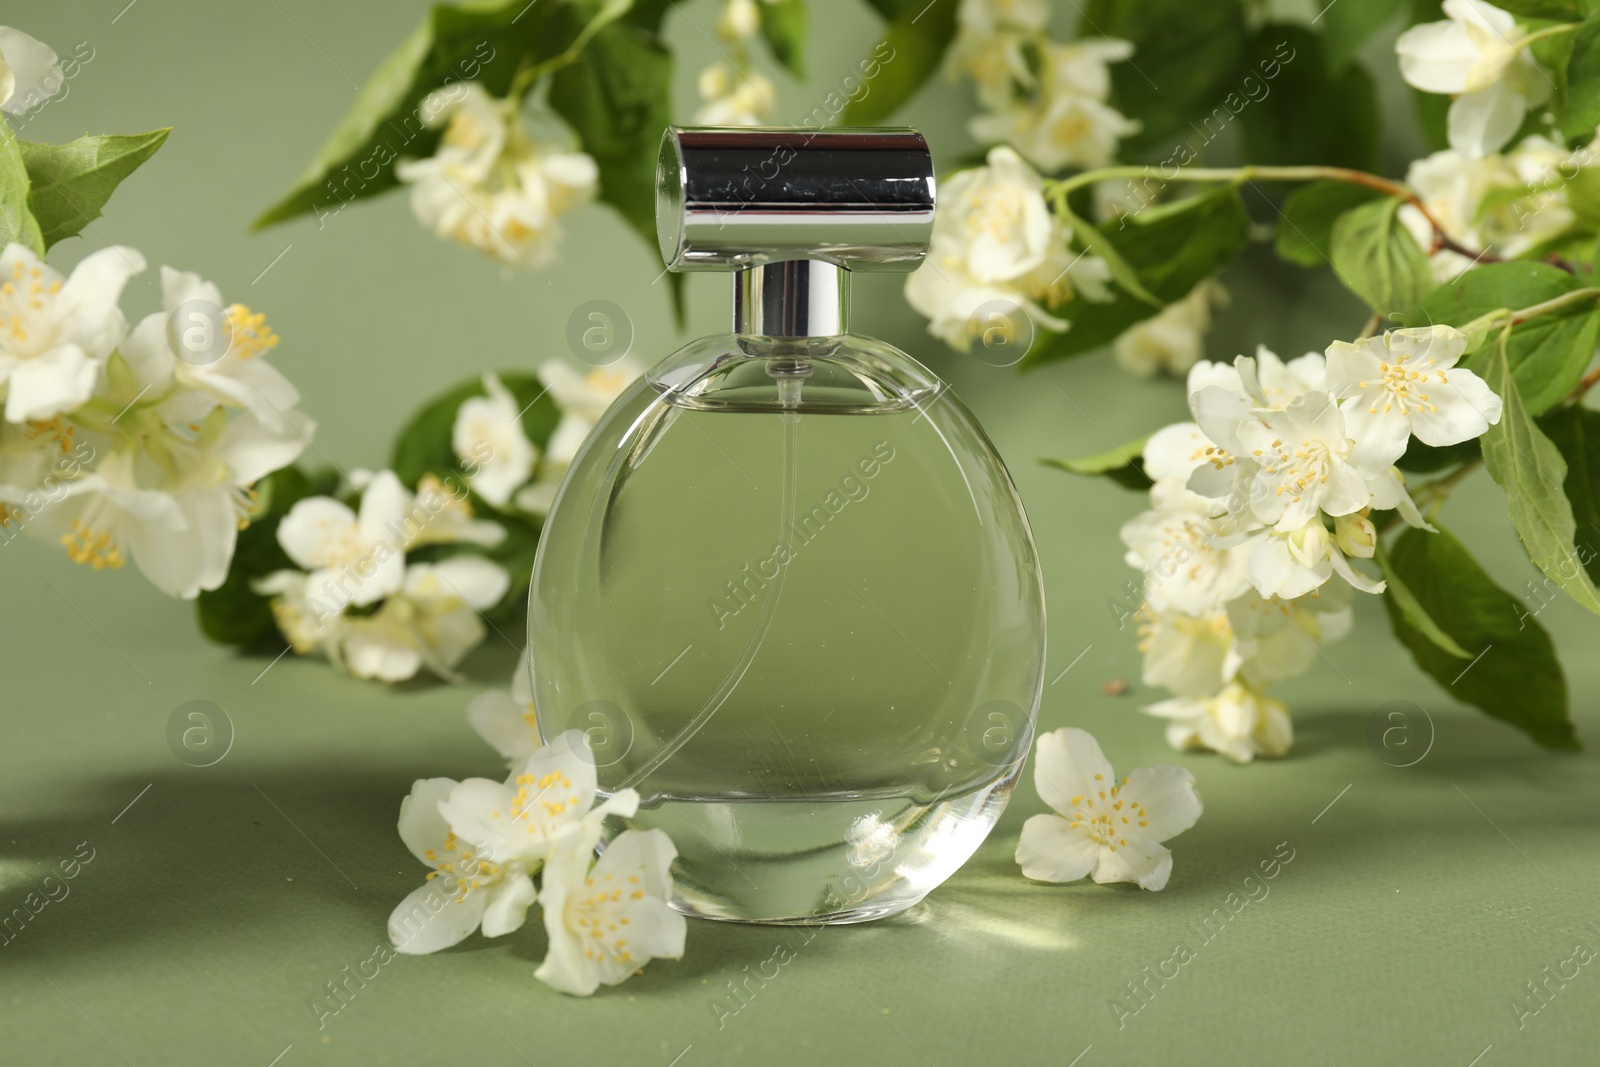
[525, 128, 1046, 923]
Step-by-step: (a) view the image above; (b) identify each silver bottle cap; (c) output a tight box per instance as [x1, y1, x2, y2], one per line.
[656, 126, 937, 273]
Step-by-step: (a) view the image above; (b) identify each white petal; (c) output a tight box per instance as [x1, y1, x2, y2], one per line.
[1408, 367, 1501, 446]
[158, 265, 224, 311]
[119, 313, 177, 394]
[479, 875, 537, 938]
[1447, 82, 1526, 158]
[1320, 459, 1374, 517]
[388, 880, 489, 955]
[415, 555, 510, 611]
[3, 344, 97, 421]
[55, 246, 144, 356]
[397, 777, 458, 865]
[1395, 20, 1476, 94]
[1119, 765, 1203, 842]
[1091, 838, 1173, 891]
[1330, 549, 1387, 594]
[1031, 727, 1116, 818]
[1248, 535, 1331, 600]
[1323, 338, 1384, 398]
[0, 27, 61, 115]
[1142, 422, 1213, 482]
[276, 496, 358, 571]
[1189, 385, 1253, 455]
[1015, 813, 1100, 883]
[340, 620, 421, 680]
[217, 409, 313, 486]
[468, 688, 542, 763]
[1341, 394, 1415, 471]
[358, 470, 411, 541]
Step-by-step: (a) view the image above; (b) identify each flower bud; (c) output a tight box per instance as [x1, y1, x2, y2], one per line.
[1334, 514, 1377, 559]
[717, 0, 760, 41]
[1285, 521, 1330, 569]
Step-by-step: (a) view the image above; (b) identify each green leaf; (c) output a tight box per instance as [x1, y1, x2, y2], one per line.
[1417, 262, 1600, 415]
[549, 19, 671, 253]
[1022, 187, 1251, 368]
[17, 129, 170, 250]
[1238, 26, 1380, 172]
[1398, 437, 1481, 473]
[1375, 541, 1471, 658]
[1040, 435, 1151, 491]
[1539, 404, 1600, 584]
[391, 371, 562, 488]
[1383, 525, 1577, 751]
[1328, 196, 1435, 313]
[1497, 0, 1586, 21]
[1274, 181, 1385, 266]
[1077, 0, 1248, 156]
[1058, 204, 1160, 307]
[839, 0, 958, 125]
[758, 0, 806, 78]
[0, 122, 43, 256]
[254, 0, 587, 229]
[1321, 0, 1403, 69]
[1563, 12, 1600, 139]
[1479, 333, 1600, 615]
[196, 466, 339, 648]
[1564, 166, 1600, 228]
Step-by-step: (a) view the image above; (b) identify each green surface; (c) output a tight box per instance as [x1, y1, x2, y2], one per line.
[3, 1, 1599, 1064]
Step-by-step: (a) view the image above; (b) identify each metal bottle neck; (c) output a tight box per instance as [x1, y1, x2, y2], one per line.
[733, 261, 849, 338]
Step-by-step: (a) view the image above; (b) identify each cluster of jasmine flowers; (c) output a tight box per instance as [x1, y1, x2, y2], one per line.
[1121, 328, 1503, 761]
[389, 684, 683, 995]
[948, 0, 1140, 172]
[0, 245, 313, 599]
[905, 145, 1113, 351]
[253, 358, 641, 683]
[693, 0, 780, 126]
[397, 82, 598, 268]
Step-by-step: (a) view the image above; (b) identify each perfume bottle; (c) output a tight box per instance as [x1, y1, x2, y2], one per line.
[527, 127, 1046, 924]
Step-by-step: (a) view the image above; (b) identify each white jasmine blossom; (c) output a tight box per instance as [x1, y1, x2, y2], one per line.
[1145, 681, 1292, 764]
[693, 65, 777, 127]
[1236, 517, 1385, 599]
[1016, 727, 1202, 891]
[336, 555, 510, 683]
[45, 407, 309, 599]
[535, 827, 686, 996]
[1395, 0, 1552, 157]
[970, 40, 1141, 172]
[906, 147, 1111, 351]
[1137, 606, 1236, 698]
[1325, 326, 1502, 470]
[1114, 280, 1226, 379]
[119, 266, 300, 432]
[1227, 589, 1352, 688]
[1119, 493, 1252, 616]
[716, 0, 761, 42]
[0, 244, 144, 423]
[398, 83, 598, 267]
[0, 27, 63, 117]
[1230, 390, 1376, 529]
[453, 372, 536, 507]
[388, 730, 641, 955]
[1400, 137, 1577, 280]
[276, 470, 411, 609]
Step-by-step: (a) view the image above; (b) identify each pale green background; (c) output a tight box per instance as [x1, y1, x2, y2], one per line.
[3, 1, 1598, 1065]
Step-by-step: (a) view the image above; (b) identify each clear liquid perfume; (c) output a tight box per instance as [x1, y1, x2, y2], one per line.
[527, 127, 1046, 924]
